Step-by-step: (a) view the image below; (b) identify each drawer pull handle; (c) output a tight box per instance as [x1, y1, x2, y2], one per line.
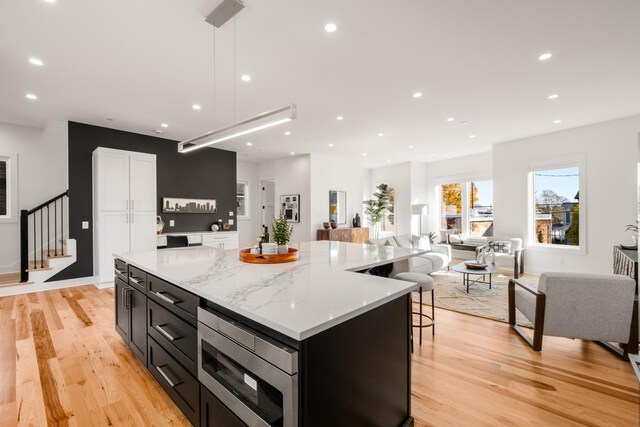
[156, 365, 181, 388]
[152, 291, 181, 305]
[114, 269, 126, 277]
[154, 325, 179, 341]
[129, 276, 143, 285]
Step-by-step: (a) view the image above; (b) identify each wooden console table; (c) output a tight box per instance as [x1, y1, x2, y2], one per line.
[602, 246, 639, 358]
[317, 227, 369, 243]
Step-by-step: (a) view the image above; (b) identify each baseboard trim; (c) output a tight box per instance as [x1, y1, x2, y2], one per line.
[0, 275, 97, 297]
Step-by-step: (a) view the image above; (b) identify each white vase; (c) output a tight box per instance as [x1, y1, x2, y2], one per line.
[277, 244, 289, 254]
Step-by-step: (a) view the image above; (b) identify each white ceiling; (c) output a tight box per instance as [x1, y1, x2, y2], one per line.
[1, 0, 639, 167]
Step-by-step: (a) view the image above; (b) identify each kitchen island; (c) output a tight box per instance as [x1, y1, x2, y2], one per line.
[114, 240, 426, 427]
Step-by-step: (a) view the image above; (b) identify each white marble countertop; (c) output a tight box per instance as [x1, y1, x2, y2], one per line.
[115, 241, 426, 341]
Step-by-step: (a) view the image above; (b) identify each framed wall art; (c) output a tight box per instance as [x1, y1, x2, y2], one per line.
[162, 197, 217, 214]
[280, 194, 300, 223]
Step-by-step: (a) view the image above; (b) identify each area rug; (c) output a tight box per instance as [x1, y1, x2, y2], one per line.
[427, 267, 538, 327]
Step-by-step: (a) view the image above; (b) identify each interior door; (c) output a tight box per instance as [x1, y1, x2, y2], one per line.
[261, 180, 276, 231]
[98, 212, 130, 283]
[129, 287, 147, 365]
[98, 151, 129, 211]
[129, 153, 157, 212]
[130, 211, 157, 252]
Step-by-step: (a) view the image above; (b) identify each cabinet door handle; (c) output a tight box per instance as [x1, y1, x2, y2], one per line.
[114, 268, 126, 277]
[151, 291, 181, 305]
[125, 200, 129, 210]
[131, 213, 135, 223]
[123, 288, 132, 309]
[131, 199, 134, 210]
[125, 213, 129, 224]
[129, 276, 141, 285]
[156, 365, 181, 388]
[154, 325, 180, 341]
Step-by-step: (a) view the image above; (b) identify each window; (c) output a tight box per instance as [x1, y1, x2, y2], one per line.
[531, 166, 580, 247]
[0, 152, 17, 223]
[440, 180, 493, 236]
[236, 181, 249, 218]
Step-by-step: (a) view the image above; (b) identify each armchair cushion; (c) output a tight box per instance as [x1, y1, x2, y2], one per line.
[492, 240, 512, 254]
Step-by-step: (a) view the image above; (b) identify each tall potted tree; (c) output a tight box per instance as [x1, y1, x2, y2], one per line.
[273, 214, 293, 254]
[363, 183, 393, 239]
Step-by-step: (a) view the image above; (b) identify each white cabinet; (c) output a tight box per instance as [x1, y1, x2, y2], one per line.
[93, 148, 157, 283]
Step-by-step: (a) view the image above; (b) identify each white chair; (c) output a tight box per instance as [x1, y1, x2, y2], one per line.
[477, 236, 524, 278]
[508, 272, 636, 351]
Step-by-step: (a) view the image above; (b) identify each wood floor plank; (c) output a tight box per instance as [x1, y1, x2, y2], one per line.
[16, 335, 47, 426]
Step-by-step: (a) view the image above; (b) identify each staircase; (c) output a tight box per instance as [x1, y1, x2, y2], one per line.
[20, 190, 76, 284]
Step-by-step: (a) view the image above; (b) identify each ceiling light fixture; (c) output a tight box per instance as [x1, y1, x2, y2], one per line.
[43, 0, 56, 3]
[548, 94, 559, 100]
[179, 105, 297, 153]
[180, 2, 297, 154]
[447, 117, 454, 122]
[25, 93, 38, 100]
[29, 58, 43, 66]
[328, 143, 334, 147]
[377, 133, 384, 137]
[362, 153, 367, 156]
[192, 104, 201, 110]
[324, 23, 337, 33]
[290, 151, 295, 155]
[553, 119, 562, 124]
[413, 92, 422, 98]
[246, 142, 253, 146]
[241, 74, 251, 81]
[161, 123, 169, 128]
[469, 134, 476, 138]
[538, 52, 552, 61]
[408, 145, 414, 149]
[387, 159, 391, 163]
[284, 131, 291, 136]
[336, 116, 343, 121]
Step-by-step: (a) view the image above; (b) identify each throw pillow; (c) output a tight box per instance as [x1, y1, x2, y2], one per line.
[412, 235, 432, 251]
[394, 235, 414, 249]
[492, 240, 512, 253]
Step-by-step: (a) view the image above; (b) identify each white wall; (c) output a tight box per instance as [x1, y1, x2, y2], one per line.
[236, 160, 260, 249]
[309, 154, 365, 236]
[0, 120, 68, 274]
[424, 152, 493, 239]
[493, 115, 640, 274]
[258, 155, 311, 242]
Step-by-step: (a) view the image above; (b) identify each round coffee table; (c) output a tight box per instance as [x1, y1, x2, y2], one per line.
[451, 262, 496, 293]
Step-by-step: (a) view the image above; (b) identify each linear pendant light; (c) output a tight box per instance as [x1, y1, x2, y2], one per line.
[178, 104, 296, 153]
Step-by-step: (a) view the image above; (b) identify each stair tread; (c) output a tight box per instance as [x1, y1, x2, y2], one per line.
[46, 253, 71, 259]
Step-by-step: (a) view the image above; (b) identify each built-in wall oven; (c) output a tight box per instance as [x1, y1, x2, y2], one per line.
[197, 307, 298, 427]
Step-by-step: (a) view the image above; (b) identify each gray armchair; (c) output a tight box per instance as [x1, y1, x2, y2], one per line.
[508, 272, 636, 351]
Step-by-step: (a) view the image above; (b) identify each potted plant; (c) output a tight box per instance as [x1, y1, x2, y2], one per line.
[156, 215, 165, 235]
[363, 183, 393, 240]
[626, 220, 638, 245]
[273, 214, 293, 254]
[426, 231, 437, 244]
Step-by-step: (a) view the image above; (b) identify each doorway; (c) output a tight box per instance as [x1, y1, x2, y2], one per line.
[260, 179, 276, 239]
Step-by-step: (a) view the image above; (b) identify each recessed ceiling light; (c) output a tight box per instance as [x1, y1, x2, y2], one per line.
[43, 0, 56, 3]
[387, 159, 391, 163]
[246, 142, 253, 146]
[241, 74, 251, 82]
[460, 121, 468, 126]
[377, 133, 384, 137]
[324, 23, 337, 33]
[284, 131, 291, 136]
[408, 145, 414, 149]
[469, 134, 476, 138]
[539, 53, 552, 61]
[290, 151, 295, 155]
[336, 116, 343, 121]
[328, 143, 334, 147]
[28, 58, 43, 66]
[412, 92, 422, 98]
[25, 93, 38, 100]
[430, 154, 435, 157]
[154, 130, 163, 135]
[362, 153, 367, 156]
[161, 123, 169, 128]
[447, 117, 455, 122]
[553, 119, 562, 124]
[192, 104, 201, 110]
[548, 94, 559, 100]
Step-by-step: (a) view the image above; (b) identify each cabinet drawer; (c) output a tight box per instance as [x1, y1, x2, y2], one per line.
[200, 384, 247, 427]
[148, 300, 197, 373]
[202, 234, 233, 244]
[148, 337, 199, 426]
[128, 265, 147, 293]
[114, 259, 127, 281]
[147, 274, 197, 325]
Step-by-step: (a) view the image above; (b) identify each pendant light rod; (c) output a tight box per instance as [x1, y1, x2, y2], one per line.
[178, 104, 297, 153]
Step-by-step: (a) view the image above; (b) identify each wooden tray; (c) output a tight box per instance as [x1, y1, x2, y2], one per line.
[464, 261, 488, 270]
[239, 247, 299, 264]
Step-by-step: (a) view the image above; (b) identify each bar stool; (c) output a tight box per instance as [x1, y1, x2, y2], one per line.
[394, 272, 435, 349]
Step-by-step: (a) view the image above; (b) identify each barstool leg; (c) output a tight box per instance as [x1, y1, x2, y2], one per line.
[419, 286, 423, 345]
[431, 288, 435, 336]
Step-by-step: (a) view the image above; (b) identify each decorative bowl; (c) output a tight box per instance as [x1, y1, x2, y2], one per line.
[330, 222, 338, 229]
[464, 261, 488, 270]
[323, 222, 330, 229]
[239, 247, 299, 264]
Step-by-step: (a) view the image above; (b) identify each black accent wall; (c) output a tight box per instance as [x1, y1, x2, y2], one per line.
[51, 122, 237, 281]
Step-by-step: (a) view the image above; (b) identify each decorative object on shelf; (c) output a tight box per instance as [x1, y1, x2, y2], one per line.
[162, 197, 217, 214]
[239, 247, 299, 264]
[411, 203, 428, 236]
[476, 244, 495, 265]
[363, 183, 393, 240]
[156, 215, 165, 235]
[280, 194, 300, 223]
[218, 219, 223, 229]
[329, 190, 347, 224]
[273, 214, 293, 254]
[223, 222, 231, 230]
[352, 213, 361, 228]
[626, 220, 638, 246]
[330, 222, 337, 229]
[211, 224, 219, 231]
[426, 231, 437, 244]
[464, 261, 488, 270]
[323, 222, 330, 229]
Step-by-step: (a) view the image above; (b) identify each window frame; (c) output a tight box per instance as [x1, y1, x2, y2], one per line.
[236, 180, 250, 220]
[0, 151, 18, 224]
[436, 172, 493, 237]
[527, 155, 586, 254]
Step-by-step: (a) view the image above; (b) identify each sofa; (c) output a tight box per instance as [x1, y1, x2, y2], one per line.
[366, 234, 451, 277]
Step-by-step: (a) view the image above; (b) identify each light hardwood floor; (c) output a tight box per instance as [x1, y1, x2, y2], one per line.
[0, 285, 638, 426]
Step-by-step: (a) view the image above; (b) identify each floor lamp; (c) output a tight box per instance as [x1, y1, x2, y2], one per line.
[411, 203, 428, 236]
